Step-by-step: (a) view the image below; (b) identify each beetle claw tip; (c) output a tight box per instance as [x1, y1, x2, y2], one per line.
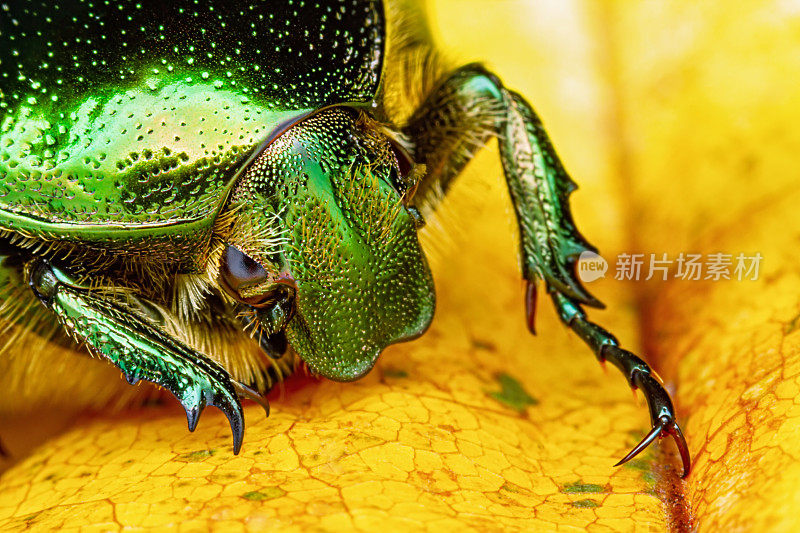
[234, 381, 270, 418]
[614, 417, 692, 478]
[525, 282, 537, 335]
[614, 418, 665, 467]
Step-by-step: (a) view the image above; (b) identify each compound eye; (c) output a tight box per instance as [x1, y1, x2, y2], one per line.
[220, 245, 269, 304]
[219, 244, 297, 310]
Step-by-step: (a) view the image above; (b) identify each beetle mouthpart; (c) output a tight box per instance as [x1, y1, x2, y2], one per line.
[258, 330, 288, 360]
[235, 303, 292, 359]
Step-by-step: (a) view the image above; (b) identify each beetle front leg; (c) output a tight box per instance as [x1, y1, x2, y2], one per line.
[405, 64, 690, 476]
[24, 257, 268, 454]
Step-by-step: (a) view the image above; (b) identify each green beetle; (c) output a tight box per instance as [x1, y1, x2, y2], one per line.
[0, 0, 689, 475]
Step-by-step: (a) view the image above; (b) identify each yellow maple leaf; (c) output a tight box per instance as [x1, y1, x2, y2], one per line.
[2, 1, 797, 531]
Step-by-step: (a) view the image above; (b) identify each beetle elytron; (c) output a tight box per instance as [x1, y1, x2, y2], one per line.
[0, 0, 690, 475]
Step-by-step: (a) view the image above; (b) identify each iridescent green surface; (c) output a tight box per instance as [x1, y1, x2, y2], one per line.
[0, 0, 396, 450]
[0, 0, 383, 260]
[228, 108, 435, 381]
[0, 1, 688, 469]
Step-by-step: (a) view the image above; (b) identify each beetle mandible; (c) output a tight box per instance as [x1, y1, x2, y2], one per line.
[0, 0, 689, 476]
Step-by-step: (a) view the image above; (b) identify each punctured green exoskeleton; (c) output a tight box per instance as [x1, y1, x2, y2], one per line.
[0, 0, 690, 476]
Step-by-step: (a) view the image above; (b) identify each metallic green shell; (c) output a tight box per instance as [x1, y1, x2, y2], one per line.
[0, 0, 385, 262]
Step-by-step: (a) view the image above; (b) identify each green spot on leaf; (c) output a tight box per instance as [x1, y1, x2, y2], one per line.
[241, 487, 286, 501]
[571, 499, 600, 509]
[786, 311, 800, 334]
[622, 458, 658, 486]
[383, 367, 408, 379]
[628, 428, 647, 441]
[178, 449, 217, 462]
[471, 338, 496, 351]
[488, 373, 538, 413]
[561, 482, 605, 494]
[623, 458, 650, 471]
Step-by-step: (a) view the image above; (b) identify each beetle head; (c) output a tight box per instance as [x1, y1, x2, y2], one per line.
[218, 107, 434, 381]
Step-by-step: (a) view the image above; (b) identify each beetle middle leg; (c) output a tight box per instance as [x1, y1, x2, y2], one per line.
[403, 64, 690, 477]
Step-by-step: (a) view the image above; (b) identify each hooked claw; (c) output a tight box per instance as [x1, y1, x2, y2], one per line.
[615, 415, 691, 478]
[183, 381, 271, 455]
[181, 380, 271, 455]
[234, 381, 271, 418]
[547, 291, 691, 478]
[525, 282, 537, 335]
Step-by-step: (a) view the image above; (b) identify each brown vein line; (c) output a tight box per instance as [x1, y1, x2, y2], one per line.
[588, 2, 693, 531]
